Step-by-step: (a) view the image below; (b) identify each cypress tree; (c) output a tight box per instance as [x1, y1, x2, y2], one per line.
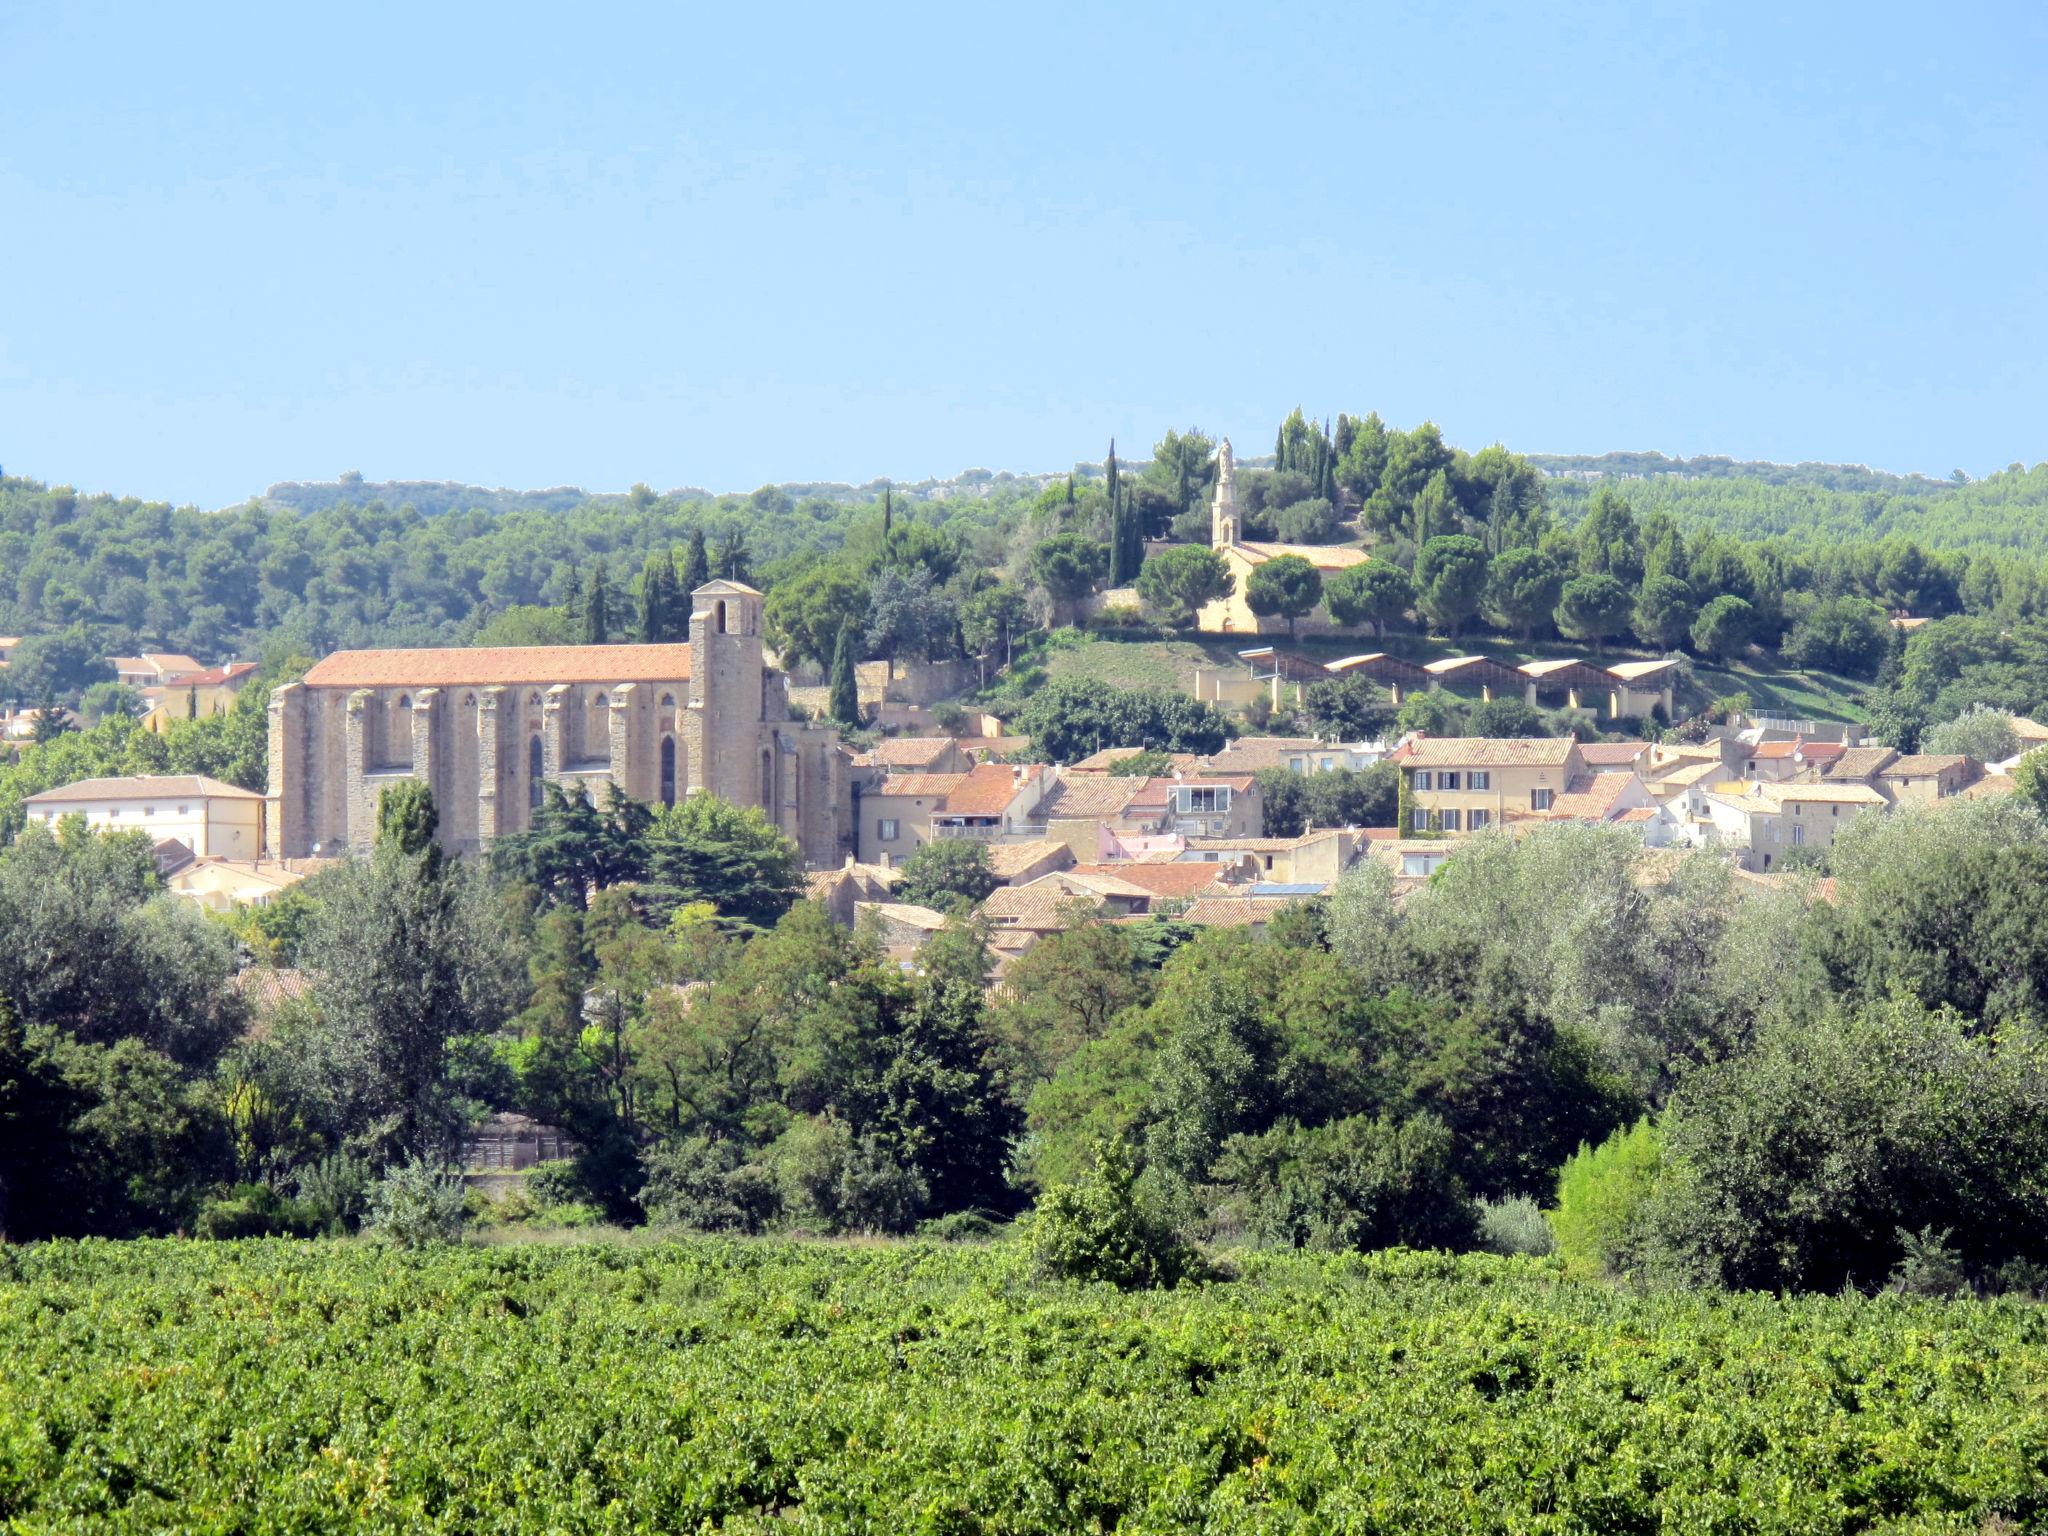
[1274, 425, 1287, 473]
[1105, 440, 1120, 524]
[637, 553, 670, 644]
[882, 487, 894, 543]
[585, 567, 611, 645]
[660, 549, 683, 639]
[681, 528, 710, 593]
[828, 622, 862, 727]
[561, 558, 584, 633]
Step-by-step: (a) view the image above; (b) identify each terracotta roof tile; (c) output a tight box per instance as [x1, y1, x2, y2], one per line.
[1036, 775, 1144, 820]
[303, 644, 692, 689]
[871, 737, 961, 767]
[874, 772, 968, 799]
[25, 774, 265, 803]
[1545, 772, 1639, 820]
[1578, 742, 1653, 766]
[1396, 737, 1579, 768]
[987, 839, 1075, 881]
[1179, 895, 1299, 927]
[941, 763, 1034, 817]
[1824, 747, 1900, 780]
[1071, 862, 1228, 899]
[1882, 754, 1973, 778]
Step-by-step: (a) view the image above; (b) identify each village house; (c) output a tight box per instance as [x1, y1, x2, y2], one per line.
[858, 762, 1054, 864]
[805, 858, 904, 925]
[1698, 781, 1889, 870]
[21, 774, 266, 859]
[1180, 827, 1363, 884]
[109, 652, 205, 687]
[1396, 737, 1587, 834]
[856, 735, 978, 775]
[139, 662, 262, 734]
[167, 856, 332, 912]
[1199, 735, 1389, 776]
[1878, 753, 1983, 804]
[854, 901, 951, 964]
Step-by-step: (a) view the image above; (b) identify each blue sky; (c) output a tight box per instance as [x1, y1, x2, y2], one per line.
[2, 1, 2042, 507]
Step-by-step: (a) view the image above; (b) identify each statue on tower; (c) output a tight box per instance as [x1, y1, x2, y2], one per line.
[1211, 437, 1240, 550]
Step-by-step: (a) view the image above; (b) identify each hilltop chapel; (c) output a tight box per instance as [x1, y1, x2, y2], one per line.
[1194, 437, 1373, 634]
[266, 581, 851, 865]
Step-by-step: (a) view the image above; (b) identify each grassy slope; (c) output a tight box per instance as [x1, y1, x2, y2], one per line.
[2, 1239, 2044, 1531]
[1041, 632, 1872, 725]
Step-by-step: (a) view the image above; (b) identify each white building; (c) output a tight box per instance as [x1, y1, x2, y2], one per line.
[20, 774, 266, 859]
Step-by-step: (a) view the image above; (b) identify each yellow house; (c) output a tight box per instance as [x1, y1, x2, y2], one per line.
[1195, 439, 1372, 636]
[20, 774, 266, 858]
[168, 857, 332, 912]
[109, 652, 204, 687]
[139, 661, 261, 734]
[1395, 737, 1587, 834]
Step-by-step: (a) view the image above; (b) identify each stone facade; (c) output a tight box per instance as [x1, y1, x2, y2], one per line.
[267, 582, 851, 866]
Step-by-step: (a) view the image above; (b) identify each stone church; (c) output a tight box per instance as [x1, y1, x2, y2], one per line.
[1195, 438, 1373, 635]
[266, 581, 851, 866]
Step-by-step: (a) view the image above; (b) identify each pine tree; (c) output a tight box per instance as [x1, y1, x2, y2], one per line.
[828, 622, 862, 727]
[714, 529, 750, 584]
[681, 528, 710, 594]
[584, 567, 611, 645]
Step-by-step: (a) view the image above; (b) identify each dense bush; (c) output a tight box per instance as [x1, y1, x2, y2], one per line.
[1547, 1118, 1661, 1279]
[1028, 1140, 1203, 1290]
[1211, 1113, 1477, 1254]
[365, 1159, 468, 1248]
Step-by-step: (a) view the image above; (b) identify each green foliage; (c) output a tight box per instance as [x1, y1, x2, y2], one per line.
[1413, 535, 1487, 636]
[195, 1182, 322, 1239]
[2015, 746, 2048, 812]
[1254, 764, 1397, 837]
[1690, 594, 1754, 660]
[1639, 1000, 2048, 1292]
[1475, 1195, 1555, 1257]
[638, 1136, 781, 1233]
[365, 1157, 468, 1247]
[1030, 533, 1109, 622]
[1212, 1112, 1477, 1253]
[1548, 1118, 1662, 1279]
[1299, 674, 1396, 740]
[827, 621, 862, 726]
[1243, 554, 1323, 636]
[1921, 702, 2018, 762]
[1134, 545, 1231, 625]
[375, 779, 441, 863]
[892, 839, 998, 910]
[471, 604, 574, 647]
[1011, 677, 1233, 763]
[1482, 546, 1565, 641]
[1554, 572, 1632, 652]
[1630, 573, 1698, 649]
[1779, 594, 1890, 677]
[10, 1239, 2048, 1527]
[1321, 560, 1413, 637]
[639, 793, 803, 933]
[1464, 697, 1546, 738]
[1270, 497, 1342, 544]
[1028, 1138, 1202, 1289]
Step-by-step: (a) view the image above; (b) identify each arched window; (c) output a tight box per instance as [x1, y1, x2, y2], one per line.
[715, 599, 729, 634]
[396, 695, 411, 710]
[658, 693, 675, 708]
[660, 737, 677, 807]
[528, 735, 544, 810]
[760, 746, 774, 815]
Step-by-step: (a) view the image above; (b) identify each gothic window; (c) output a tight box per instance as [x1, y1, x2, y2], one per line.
[397, 695, 411, 710]
[760, 746, 774, 815]
[660, 737, 676, 807]
[528, 735, 544, 809]
[716, 600, 729, 634]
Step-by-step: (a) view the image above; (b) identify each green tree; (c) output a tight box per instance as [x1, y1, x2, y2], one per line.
[1576, 487, 1644, 584]
[1012, 678, 1233, 762]
[1408, 470, 1458, 552]
[680, 527, 711, 594]
[639, 794, 803, 934]
[1631, 574, 1698, 650]
[1482, 546, 1566, 642]
[1335, 410, 1389, 502]
[1030, 534, 1110, 627]
[1414, 535, 1488, 637]
[827, 622, 863, 726]
[1323, 561, 1414, 638]
[1555, 572, 1632, 654]
[1245, 554, 1323, 637]
[472, 605, 575, 647]
[1272, 497, 1342, 544]
[1690, 595, 1754, 661]
[764, 560, 869, 674]
[376, 780, 442, 869]
[892, 839, 999, 910]
[1920, 704, 2018, 763]
[583, 567, 612, 645]
[1134, 545, 1232, 627]
[638, 551, 680, 644]
[961, 583, 1029, 678]
[1300, 674, 1396, 740]
[864, 566, 953, 681]
[2014, 747, 2048, 814]
[1466, 697, 1546, 737]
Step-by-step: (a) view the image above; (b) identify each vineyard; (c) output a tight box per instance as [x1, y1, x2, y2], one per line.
[3, 1241, 2047, 1532]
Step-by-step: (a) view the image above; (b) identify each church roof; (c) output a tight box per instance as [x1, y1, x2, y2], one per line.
[302, 644, 694, 689]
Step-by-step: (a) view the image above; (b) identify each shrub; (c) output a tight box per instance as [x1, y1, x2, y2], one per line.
[1890, 1226, 1967, 1299]
[1476, 1195, 1556, 1257]
[1211, 1113, 1477, 1255]
[640, 1136, 783, 1234]
[777, 1117, 928, 1236]
[1029, 1139, 1203, 1290]
[293, 1153, 373, 1233]
[195, 1183, 321, 1240]
[1548, 1118, 1661, 1279]
[365, 1158, 468, 1248]
[919, 1210, 1001, 1242]
[525, 1160, 583, 1206]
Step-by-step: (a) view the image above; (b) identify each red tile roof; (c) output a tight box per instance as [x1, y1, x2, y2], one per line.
[875, 772, 968, 799]
[303, 644, 692, 689]
[940, 764, 1033, 817]
[871, 737, 962, 767]
[1071, 862, 1228, 899]
[1396, 737, 1579, 768]
[1748, 741, 1801, 759]
[1578, 742, 1652, 766]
